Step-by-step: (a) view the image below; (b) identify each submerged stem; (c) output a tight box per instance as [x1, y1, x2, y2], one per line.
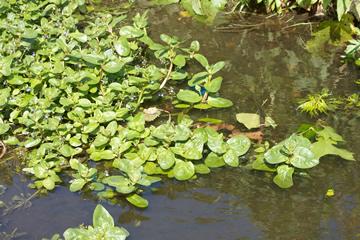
[159, 61, 173, 89]
[0, 141, 7, 159]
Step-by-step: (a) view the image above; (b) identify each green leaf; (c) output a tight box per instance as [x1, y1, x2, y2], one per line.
[273, 165, 294, 188]
[197, 117, 223, 124]
[210, 61, 225, 74]
[316, 126, 344, 142]
[177, 89, 202, 103]
[251, 155, 276, 172]
[194, 54, 209, 68]
[194, 103, 212, 109]
[126, 194, 149, 208]
[207, 130, 227, 154]
[128, 113, 145, 132]
[264, 144, 288, 164]
[174, 125, 191, 142]
[194, 163, 211, 174]
[24, 138, 41, 148]
[43, 177, 55, 190]
[157, 147, 176, 170]
[205, 152, 225, 168]
[102, 111, 117, 123]
[211, 0, 227, 9]
[70, 32, 88, 43]
[173, 54, 186, 67]
[119, 26, 144, 38]
[236, 113, 261, 129]
[93, 134, 109, 147]
[204, 76, 222, 93]
[173, 160, 195, 180]
[114, 37, 131, 56]
[102, 61, 124, 73]
[59, 144, 80, 157]
[337, 0, 351, 21]
[84, 122, 99, 133]
[93, 204, 115, 228]
[207, 96, 233, 108]
[90, 150, 115, 161]
[289, 147, 319, 169]
[227, 135, 251, 156]
[311, 139, 355, 161]
[0, 123, 10, 135]
[69, 178, 87, 192]
[82, 54, 104, 65]
[102, 176, 136, 194]
[223, 149, 239, 167]
[64, 228, 92, 239]
[191, 0, 204, 15]
[23, 29, 38, 39]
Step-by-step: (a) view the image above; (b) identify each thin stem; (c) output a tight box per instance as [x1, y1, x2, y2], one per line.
[0, 141, 7, 159]
[159, 61, 173, 89]
[282, 22, 316, 30]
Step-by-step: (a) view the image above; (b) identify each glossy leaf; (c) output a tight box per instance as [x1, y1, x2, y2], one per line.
[173, 160, 195, 180]
[177, 89, 202, 103]
[236, 113, 261, 129]
[126, 194, 149, 208]
[273, 165, 294, 189]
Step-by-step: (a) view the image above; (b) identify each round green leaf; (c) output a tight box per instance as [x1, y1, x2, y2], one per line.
[204, 76, 222, 93]
[157, 147, 176, 170]
[173, 160, 195, 181]
[43, 177, 55, 190]
[194, 164, 211, 174]
[235, 113, 261, 129]
[290, 147, 319, 169]
[207, 96, 233, 108]
[114, 37, 131, 56]
[273, 165, 294, 189]
[264, 144, 288, 164]
[223, 149, 239, 167]
[173, 54, 186, 67]
[227, 135, 251, 156]
[69, 178, 87, 192]
[176, 89, 202, 103]
[204, 152, 225, 168]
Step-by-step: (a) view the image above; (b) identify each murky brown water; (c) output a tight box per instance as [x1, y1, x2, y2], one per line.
[1, 3, 359, 240]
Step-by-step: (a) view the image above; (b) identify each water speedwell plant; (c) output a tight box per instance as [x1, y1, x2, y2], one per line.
[0, 0, 248, 207]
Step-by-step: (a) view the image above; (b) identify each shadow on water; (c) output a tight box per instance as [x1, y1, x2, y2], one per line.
[1, 3, 359, 240]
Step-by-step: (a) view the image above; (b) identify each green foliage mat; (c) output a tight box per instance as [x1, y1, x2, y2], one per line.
[0, 1, 355, 211]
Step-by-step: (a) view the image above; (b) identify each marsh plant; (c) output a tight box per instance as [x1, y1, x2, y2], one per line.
[252, 125, 354, 188]
[44, 205, 129, 240]
[0, 0, 247, 208]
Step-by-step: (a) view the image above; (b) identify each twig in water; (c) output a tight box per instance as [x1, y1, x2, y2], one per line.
[159, 61, 173, 89]
[2, 190, 40, 216]
[282, 22, 316, 30]
[0, 141, 6, 159]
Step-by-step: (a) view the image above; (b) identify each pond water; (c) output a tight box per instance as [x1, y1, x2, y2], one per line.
[1, 3, 360, 240]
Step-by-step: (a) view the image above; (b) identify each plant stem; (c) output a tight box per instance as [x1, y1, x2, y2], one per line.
[0, 141, 7, 159]
[159, 61, 173, 89]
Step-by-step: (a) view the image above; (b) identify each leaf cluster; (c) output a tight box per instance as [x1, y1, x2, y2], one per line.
[252, 126, 354, 188]
[0, 1, 245, 207]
